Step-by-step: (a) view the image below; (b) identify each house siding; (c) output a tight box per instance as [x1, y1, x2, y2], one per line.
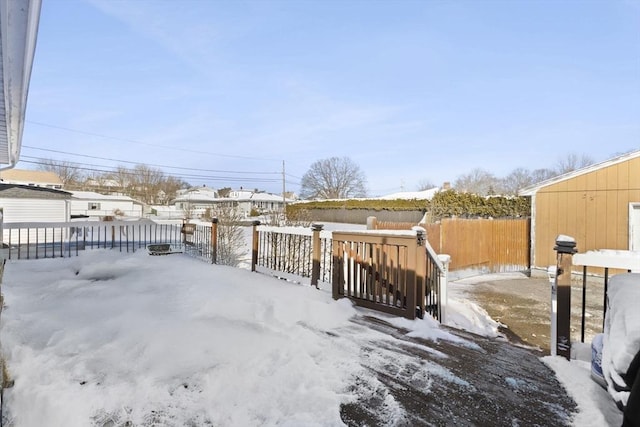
[0, 197, 69, 243]
[532, 156, 640, 269]
[70, 199, 142, 218]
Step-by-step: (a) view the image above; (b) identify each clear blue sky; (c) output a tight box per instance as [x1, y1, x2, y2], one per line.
[18, 0, 640, 196]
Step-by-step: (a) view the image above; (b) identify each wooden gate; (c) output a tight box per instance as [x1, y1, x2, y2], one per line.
[332, 231, 427, 320]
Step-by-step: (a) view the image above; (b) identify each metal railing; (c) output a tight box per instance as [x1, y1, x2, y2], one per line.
[2, 220, 182, 260]
[251, 223, 332, 286]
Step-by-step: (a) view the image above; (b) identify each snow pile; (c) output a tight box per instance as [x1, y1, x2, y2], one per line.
[601, 273, 640, 406]
[0, 250, 466, 427]
[1, 252, 363, 426]
[374, 188, 440, 200]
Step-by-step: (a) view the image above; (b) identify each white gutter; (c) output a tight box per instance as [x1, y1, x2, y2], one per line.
[0, 0, 42, 169]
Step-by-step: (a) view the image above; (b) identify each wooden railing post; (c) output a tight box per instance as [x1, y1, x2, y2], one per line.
[366, 216, 377, 230]
[553, 235, 577, 360]
[251, 220, 260, 272]
[311, 223, 323, 288]
[415, 229, 427, 319]
[210, 218, 218, 264]
[404, 233, 419, 320]
[332, 238, 342, 299]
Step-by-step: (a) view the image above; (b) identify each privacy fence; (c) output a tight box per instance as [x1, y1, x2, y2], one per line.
[369, 217, 530, 273]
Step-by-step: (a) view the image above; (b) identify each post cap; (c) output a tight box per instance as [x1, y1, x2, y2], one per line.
[211, 217, 218, 224]
[252, 220, 261, 226]
[311, 223, 324, 231]
[554, 235, 577, 254]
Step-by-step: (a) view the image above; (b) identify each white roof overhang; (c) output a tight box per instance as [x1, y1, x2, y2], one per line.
[0, 0, 41, 169]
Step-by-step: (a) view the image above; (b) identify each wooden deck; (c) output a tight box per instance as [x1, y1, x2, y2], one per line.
[340, 316, 577, 426]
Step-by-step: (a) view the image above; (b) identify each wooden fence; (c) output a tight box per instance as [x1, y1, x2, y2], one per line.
[370, 217, 530, 273]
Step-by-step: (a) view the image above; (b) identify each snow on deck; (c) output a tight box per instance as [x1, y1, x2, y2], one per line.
[0, 251, 609, 426]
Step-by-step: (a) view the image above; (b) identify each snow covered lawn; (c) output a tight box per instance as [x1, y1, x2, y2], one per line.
[1, 251, 365, 426]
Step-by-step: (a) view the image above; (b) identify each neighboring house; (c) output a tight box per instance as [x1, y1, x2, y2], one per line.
[69, 191, 144, 220]
[519, 150, 640, 271]
[0, 183, 71, 243]
[0, 0, 42, 169]
[173, 187, 220, 217]
[0, 168, 63, 189]
[172, 187, 290, 218]
[245, 192, 288, 215]
[83, 178, 124, 194]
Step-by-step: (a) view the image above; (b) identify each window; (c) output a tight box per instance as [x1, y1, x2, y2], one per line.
[89, 202, 100, 210]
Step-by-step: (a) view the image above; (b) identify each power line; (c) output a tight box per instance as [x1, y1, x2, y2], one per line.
[25, 120, 281, 162]
[22, 146, 280, 175]
[19, 159, 280, 184]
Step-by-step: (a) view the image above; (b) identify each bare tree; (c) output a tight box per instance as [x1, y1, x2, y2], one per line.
[530, 168, 557, 184]
[217, 187, 232, 198]
[161, 176, 190, 205]
[37, 159, 83, 188]
[300, 156, 367, 199]
[555, 152, 594, 175]
[501, 168, 537, 196]
[107, 166, 132, 194]
[417, 179, 436, 191]
[129, 164, 165, 204]
[214, 207, 246, 267]
[453, 168, 501, 196]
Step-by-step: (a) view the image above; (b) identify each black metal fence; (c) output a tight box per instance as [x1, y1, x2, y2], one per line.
[2, 220, 183, 260]
[252, 224, 333, 286]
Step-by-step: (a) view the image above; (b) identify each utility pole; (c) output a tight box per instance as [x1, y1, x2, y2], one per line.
[282, 160, 287, 220]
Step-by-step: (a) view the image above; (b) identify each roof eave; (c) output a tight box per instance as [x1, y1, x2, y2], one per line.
[518, 149, 640, 196]
[0, 0, 42, 168]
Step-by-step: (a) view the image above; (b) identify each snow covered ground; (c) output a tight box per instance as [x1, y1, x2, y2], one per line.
[0, 246, 625, 426]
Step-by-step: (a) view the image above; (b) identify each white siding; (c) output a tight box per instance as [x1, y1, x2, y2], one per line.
[0, 197, 68, 243]
[70, 199, 142, 218]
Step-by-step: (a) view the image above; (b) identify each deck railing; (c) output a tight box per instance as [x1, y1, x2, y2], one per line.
[331, 229, 448, 321]
[2, 220, 183, 260]
[251, 223, 333, 286]
[251, 224, 449, 321]
[2, 219, 449, 322]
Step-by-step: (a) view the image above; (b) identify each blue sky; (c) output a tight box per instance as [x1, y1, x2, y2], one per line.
[19, 0, 640, 196]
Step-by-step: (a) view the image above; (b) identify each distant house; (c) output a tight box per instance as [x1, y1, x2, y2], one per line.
[0, 169, 63, 189]
[69, 191, 144, 220]
[83, 177, 124, 194]
[0, 183, 71, 244]
[171, 187, 290, 218]
[172, 187, 220, 218]
[519, 150, 640, 271]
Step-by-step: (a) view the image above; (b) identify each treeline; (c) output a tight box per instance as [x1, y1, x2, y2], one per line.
[286, 189, 530, 221]
[38, 160, 191, 205]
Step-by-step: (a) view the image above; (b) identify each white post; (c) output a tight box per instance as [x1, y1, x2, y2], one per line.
[547, 265, 558, 357]
[437, 254, 451, 324]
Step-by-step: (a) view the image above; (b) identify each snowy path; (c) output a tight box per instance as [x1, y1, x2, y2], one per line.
[339, 315, 575, 426]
